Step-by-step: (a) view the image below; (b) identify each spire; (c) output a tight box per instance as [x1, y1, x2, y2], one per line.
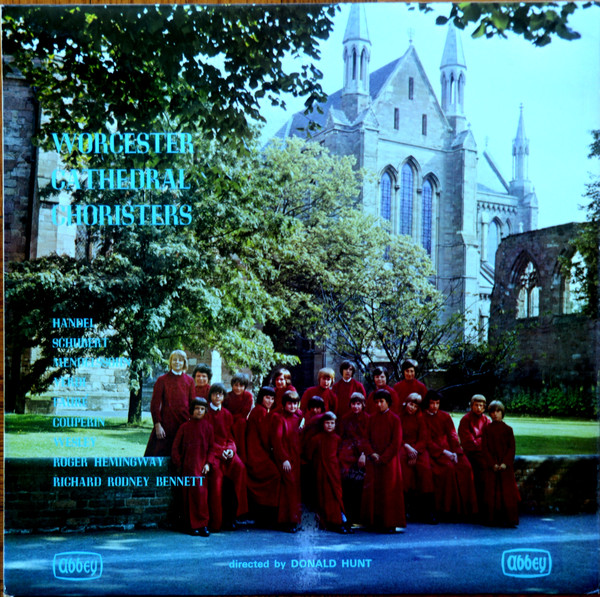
[440, 25, 467, 132]
[512, 104, 529, 182]
[342, 4, 371, 121]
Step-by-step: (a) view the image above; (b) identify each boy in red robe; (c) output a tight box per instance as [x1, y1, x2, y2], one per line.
[245, 386, 280, 526]
[306, 412, 350, 534]
[399, 393, 436, 523]
[145, 350, 195, 457]
[423, 390, 477, 521]
[224, 372, 254, 464]
[482, 401, 520, 527]
[205, 383, 248, 532]
[458, 394, 490, 513]
[270, 390, 303, 532]
[192, 363, 212, 399]
[171, 398, 213, 536]
[270, 367, 296, 411]
[338, 392, 369, 525]
[332, 360, 366, 418]
[300, 367, 338, 414]
[366, 366, 400, 414]
[393, 359, 428, 405]
[361, 389, 406, 533]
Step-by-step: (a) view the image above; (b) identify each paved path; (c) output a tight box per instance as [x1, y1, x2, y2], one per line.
[4, 514, 599, 595]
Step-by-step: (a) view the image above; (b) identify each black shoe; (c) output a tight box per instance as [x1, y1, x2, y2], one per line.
[189, 529, 201, 536]
[199, 527, 210, 537]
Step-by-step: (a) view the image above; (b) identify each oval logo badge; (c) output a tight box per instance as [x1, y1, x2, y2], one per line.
[501, 549, 552, 578]
[53, 552, 103, 581]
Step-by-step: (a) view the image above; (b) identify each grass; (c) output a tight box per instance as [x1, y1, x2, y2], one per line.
[4, 413, 599, 458]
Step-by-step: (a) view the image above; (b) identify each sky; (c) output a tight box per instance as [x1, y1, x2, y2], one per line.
[259, 2, 600, 229]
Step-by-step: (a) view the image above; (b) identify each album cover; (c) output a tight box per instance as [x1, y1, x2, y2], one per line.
[3, 2, 599, 595]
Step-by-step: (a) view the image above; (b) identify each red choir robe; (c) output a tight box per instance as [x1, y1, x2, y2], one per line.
[224, 389, 253, 464]
[361, 408, 406, 529]
[270, 409, 303, 525]
[205, 405, 248, 530]
[195, 384, 210, 399]
[423, 409, 477, 517]
[399, 408, 434, 494]
[307, 430, 345, 526]
[338, 410, 369, 476]
[274, 384, 297, 411]
[366, 385, 400, 415]
[245, 404, 280, 508]
[144, 371, 195, 457]
[482, 420, 520, 526]
[300, 386, 338, 414]
[332, 378, 367, 418]
[393, 378, 428, 405]
[458, 410, 491, 508]
[171, 417, 214, 530]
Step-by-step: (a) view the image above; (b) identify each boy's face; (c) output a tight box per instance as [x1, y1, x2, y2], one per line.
[262, 395, 275, 410]
[471, 401, 486, 415]
[309, 406, 323, 416]
[210, 391, 224, 407]
[403, 367, 416, 381]
[375, 398, 388, 412]
[232, 381, 245, 396]
[490, 409, 503, 422]
[195, 372, 209, 387]
[405, 401, 419, 415]
[319, 376, 332, 389]
[342, 367, 353, 381]
[323, 420, 336, 433]
[274, 374, 287, 389]
[192, 405, 206, 419]
[427, 399, 440, 414]
[350, 401, 364, 414]
[170, 354, 185, 372]
[284, 400, 299, 414]
[374, 373, 386, 388]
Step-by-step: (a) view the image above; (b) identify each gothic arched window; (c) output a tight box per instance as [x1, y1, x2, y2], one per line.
[487, 220, 500, 266]
[380, 171, 392, 223]
[562, 251, 586, 314]
[400, 163, 413, 235]
[352, 49, 357, 80]
[422, 179, 433, 254]
[515, 260, 540, 319]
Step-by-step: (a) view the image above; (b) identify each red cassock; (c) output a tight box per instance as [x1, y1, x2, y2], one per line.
[482, 420, 520, 526]
[224, 389, 253, 464]
[171, 418, 214, 529]
[245, 404, 280, 508]
[361, 409, 406, 529]
[338, 410, 369, 475]
[144, 371, 195, 457]
[270, 410, 302, 524]
[423, 409, 477, 517]
[458, 411, 490, 506]
[399, 409, 434, 493]
[300, 386, 338, 414]
[332, 378, 367, 418]
[307, 431, 345, 526]
[205, 406, 248, 530]
[195, 385, 210, 399]
[366, 385, 400, 415]
[274, 384, 296, 411]
[393, 378, 428, 405]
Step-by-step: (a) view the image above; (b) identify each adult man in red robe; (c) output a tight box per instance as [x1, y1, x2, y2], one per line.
[361, 389, 406, 533]
[224, 372, 253, 464]
[192, 363, 212, 399]
[332, 360, 367, 418]
[171, 398, 214, 536]
[300, 368, 338, 414]
[270, 390, 303, 532]
[393, 359, 428, 406]
[205, 383, 248, 532]
[422, 390, 477, 520]
[366, 366, 400, 414]
[145, 350, 195, 457]
[458, 394, 490, 513]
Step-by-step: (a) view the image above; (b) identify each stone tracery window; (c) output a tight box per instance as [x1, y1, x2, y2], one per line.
[516, 260, 540, 319]
[400, 163, 413, 236]
[422, 179, 433, 254]
[380, 171, 392, 223]
[562, 251, 586, 314]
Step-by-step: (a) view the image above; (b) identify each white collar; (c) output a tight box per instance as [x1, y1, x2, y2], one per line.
[171, 369, 183, 376]
[210, 403, 221, 411]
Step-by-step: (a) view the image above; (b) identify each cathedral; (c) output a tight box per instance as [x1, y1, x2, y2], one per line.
[275, 5, 539, 337]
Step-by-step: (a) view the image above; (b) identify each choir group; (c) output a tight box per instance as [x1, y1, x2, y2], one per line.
[144, 350, 520, 537]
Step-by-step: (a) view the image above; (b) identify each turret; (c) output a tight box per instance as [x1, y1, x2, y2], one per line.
[440, 25, 467, 132]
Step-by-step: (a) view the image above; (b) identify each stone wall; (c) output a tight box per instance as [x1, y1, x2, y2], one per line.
[4, 456, 598, 533]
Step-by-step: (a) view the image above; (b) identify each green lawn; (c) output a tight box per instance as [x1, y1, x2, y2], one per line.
[4, 413, 599, 458]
